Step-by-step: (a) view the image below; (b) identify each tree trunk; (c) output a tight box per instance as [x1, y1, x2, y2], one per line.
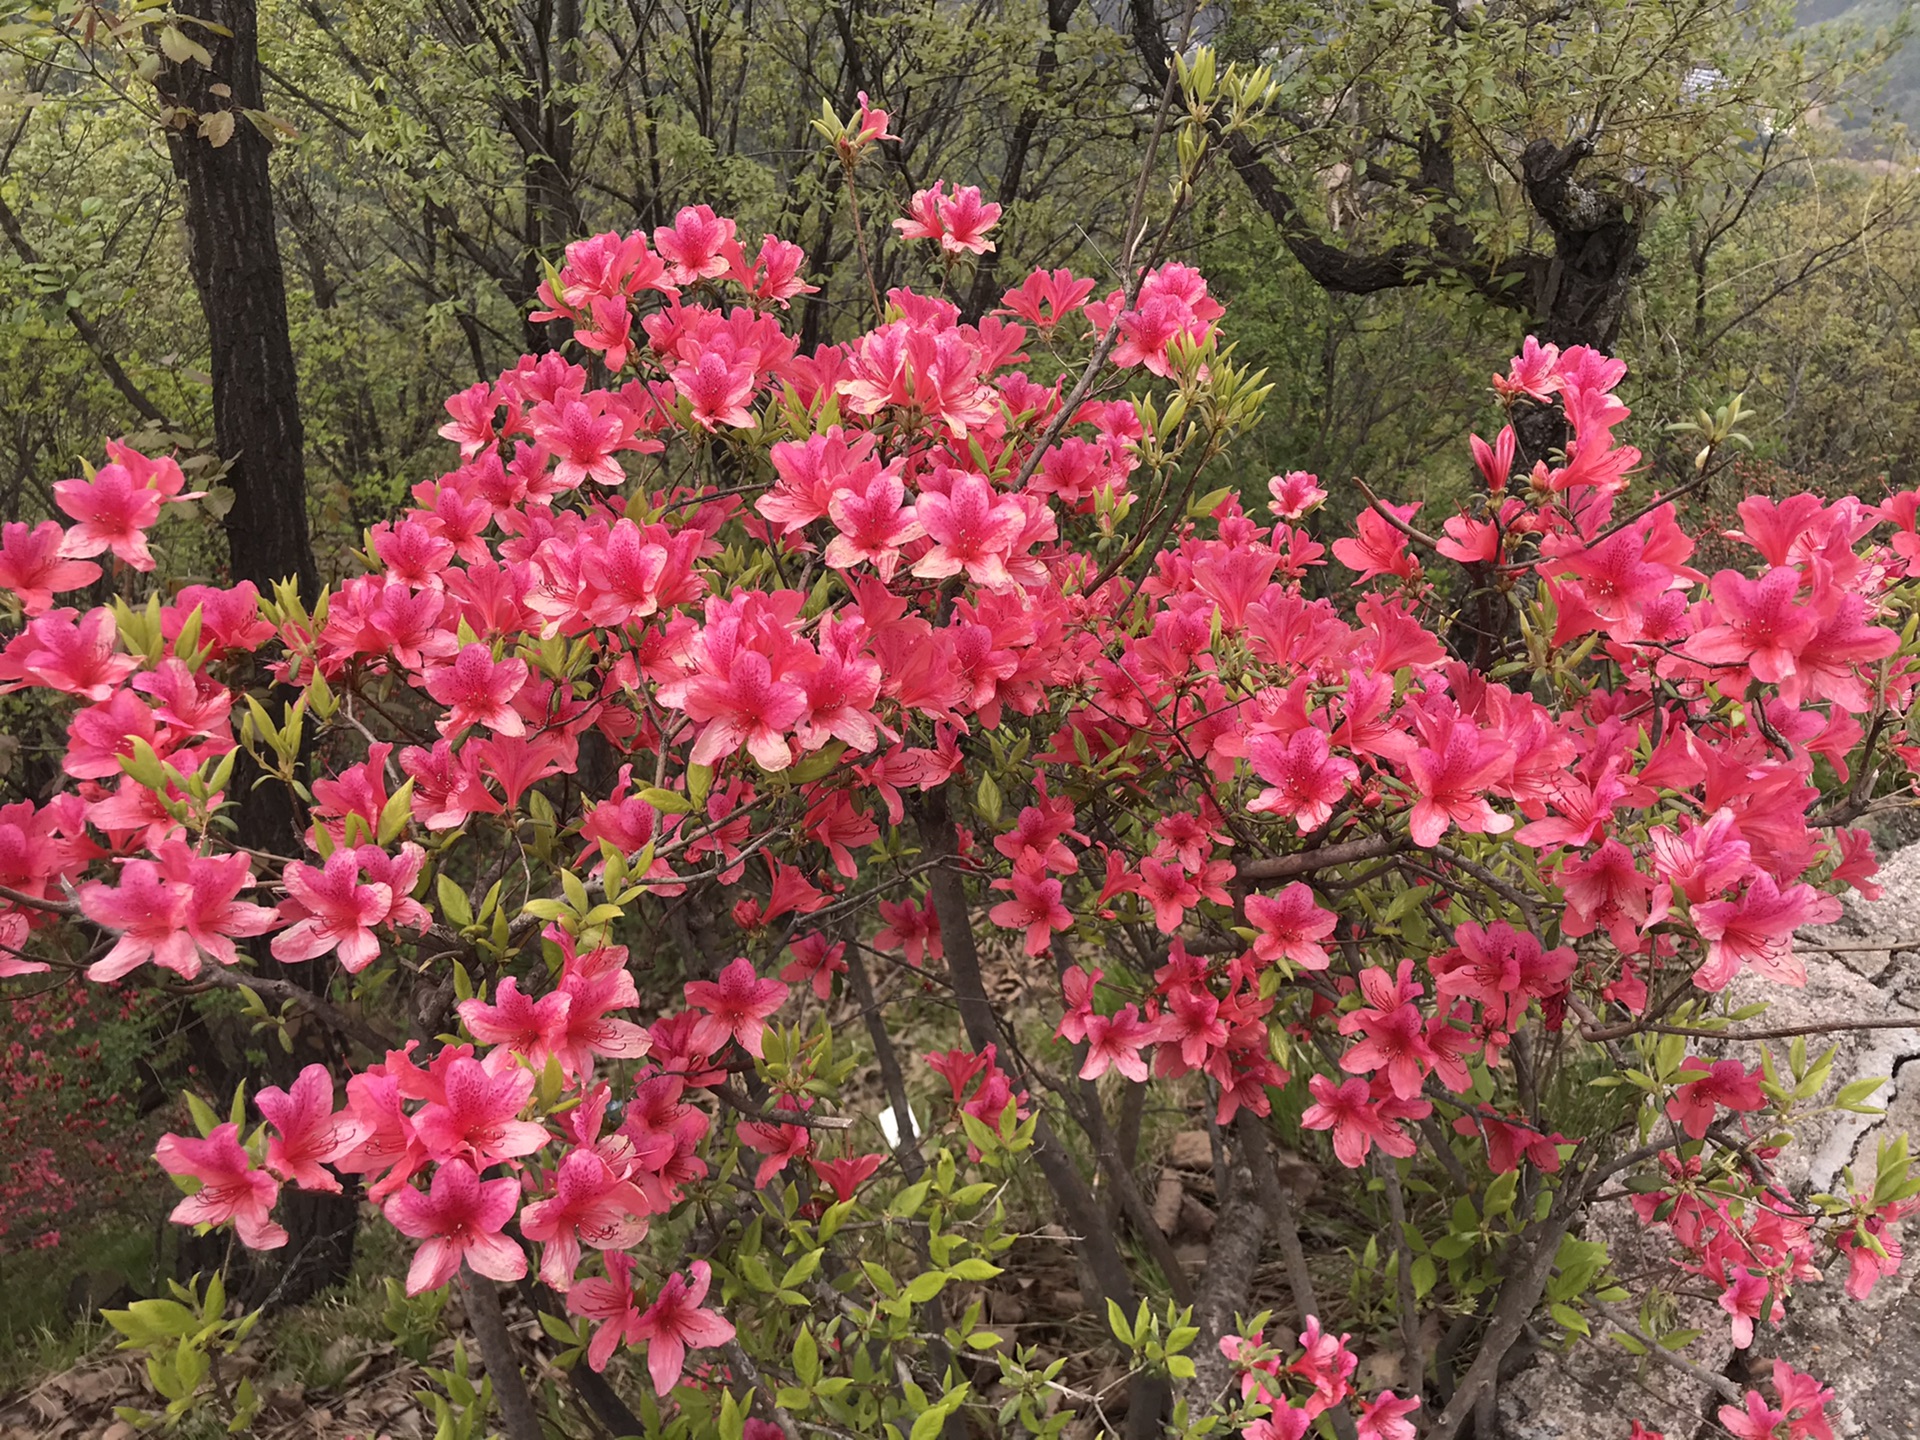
[155, 0, 317, 599]
[1520, 139, 1648, 354]
[154, 1, 350, 1312]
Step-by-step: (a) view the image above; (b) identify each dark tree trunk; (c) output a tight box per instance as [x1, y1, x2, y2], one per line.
[1520, 139, 1649, 354]
[154, 0, 351, 1311]
[155, 0, 317, 599]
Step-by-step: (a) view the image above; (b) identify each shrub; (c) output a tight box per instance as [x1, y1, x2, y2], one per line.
[4, 73, 1917, 1440]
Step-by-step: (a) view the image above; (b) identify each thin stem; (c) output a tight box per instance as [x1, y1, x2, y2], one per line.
[460, 1267, 543, 1440]
[1378, 1155, 1425, 1399]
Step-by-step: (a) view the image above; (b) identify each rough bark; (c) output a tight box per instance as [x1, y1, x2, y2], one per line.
[155, 0, 317, 599]
[1127, 0, 1648, 353]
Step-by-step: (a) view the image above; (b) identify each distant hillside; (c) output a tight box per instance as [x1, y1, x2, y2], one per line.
[1800, 0, 1916, 126]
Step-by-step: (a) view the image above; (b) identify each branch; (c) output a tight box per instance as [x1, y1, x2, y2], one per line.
[0, 882, 76, 915]
[1237, 833, 1400, 881]
[0, 189, 172, 427]
[460, 1266, 543, 1440]
[1378, 1155, 1424, 1399]
[1588, 1299, 1743, 1403]
[189, 966, 396, 1056]
[1581, 1014, 1920, 1044]
[711, 1083, 855, 1131]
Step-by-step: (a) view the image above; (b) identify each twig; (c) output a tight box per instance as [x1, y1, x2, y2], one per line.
[1378, 1155, 1425, 1399]
[726, 1339, 804, 1440]
[1355, 477, 1442, 550]
[1005, 0, 1195, 502]
[0, 882, 77, 915]
[1237, 1113, 1359, 1440]
[1580, 1015, 1920, 1044]
[1588, 1299, 1743, 1403]
[1238, 833, 1400, 881]
[711, 1082, 855, 1130]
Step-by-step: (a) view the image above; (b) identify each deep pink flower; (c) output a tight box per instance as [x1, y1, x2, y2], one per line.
[1242, 883, 1337, 970]
[911, 472, 1027, 592]
[633, 1259, 735, 1394]
[383, 1158, 526, 1294]
[1666, 1057, 1766, 1141]
[568, 1250, 647, 1371]
[519, 1147, 650, 1289]
[156, 1123, 287, 1250]
[412, 1055, 550, 1165]
[425, 642, 529, 736]
[0, 520, 100, 613]
[273, 850, 394, 973]
[808, 1152, 886, 1203]
[987, 868, 1073, 955]
[256, 1064, 365, 1193]
[1246, 727, 1357, 832]
[1300, 1074, 1417, 1168]
[684, 956, 788, 1058]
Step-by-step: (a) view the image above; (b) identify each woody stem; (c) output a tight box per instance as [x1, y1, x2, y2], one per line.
[461, 1265, 543, 1440]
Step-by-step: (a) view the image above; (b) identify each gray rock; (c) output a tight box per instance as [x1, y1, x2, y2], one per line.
[1496, 842, 1920, 1438]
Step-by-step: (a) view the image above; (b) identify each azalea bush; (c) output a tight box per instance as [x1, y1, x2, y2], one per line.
[5, 59, 1920, 1440]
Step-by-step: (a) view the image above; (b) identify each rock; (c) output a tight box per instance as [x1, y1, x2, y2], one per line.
[1152, 1169, 1185, 1234]
[1179, 1192, 1217, 1238]
[1269, 1146, 1324, 1203]
[1168, 1130, 1215, 1170]
[1722, 950, 1920, 1196]
[1497, 838, 1920, 1437]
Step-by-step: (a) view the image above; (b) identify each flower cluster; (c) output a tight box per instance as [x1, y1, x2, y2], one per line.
[4, 186, 1916, 1437]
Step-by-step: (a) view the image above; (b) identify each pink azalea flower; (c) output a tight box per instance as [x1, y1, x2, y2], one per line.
[633, 1260, 736, 1394]
[1665, 1057, 1766, 1141]
[1300, 1074, 1417, 1168]
[808, 1152, 886, 1203]
[383, 1157, 526, 1294]
[1245, 727, 1357, 832]
[1081, 1005, 1152, 1082]
[425, 642, 529, 737]
[156, 1123, 287, 1250]
[1354, 1391, 1420, 1440]
[911, 471, 1027, 592]
[1242, 883, 1337, 969]
[411, 1055, 550, 1165]
[2, 607, 140, 700]
[458, 978, 572, 1069]
[256, 1064, 366, 1192]
[519, 1147, 650, 1289]
[568, 1250, 648, 1371]
[987, 868, 1073, 955]
[1692, 873, 1841, 990]
[1405, 711, 1513, 848]
[684, 956, 788, 1058]
[78, 858, 194, 981]
[0, 520, 100, 614]
[779, 932, 848, 1001]
[272, 850, 394, 973]
[53, 457, 169, 571]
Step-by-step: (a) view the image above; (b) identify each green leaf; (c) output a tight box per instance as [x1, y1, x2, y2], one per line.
[903, 1271, 950, 1304]
[437, 873, 474, 929]
[793, 1324, 821, 1387]
[1482, 1170, 1518, 1219]
[1549, 1303, 1589, 1337]
[378, 778, 416, 844]
[888, 1180, 930, 1219]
